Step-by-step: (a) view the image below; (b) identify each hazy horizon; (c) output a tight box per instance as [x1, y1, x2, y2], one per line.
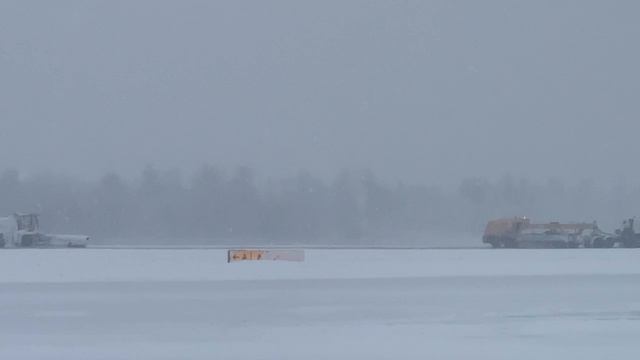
[2, 1, 639, 186]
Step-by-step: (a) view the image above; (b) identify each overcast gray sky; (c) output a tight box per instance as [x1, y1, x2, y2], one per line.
[1, 1, 638, 185]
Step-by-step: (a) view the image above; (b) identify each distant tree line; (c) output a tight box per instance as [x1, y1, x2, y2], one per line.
[0, 166, 637, 245]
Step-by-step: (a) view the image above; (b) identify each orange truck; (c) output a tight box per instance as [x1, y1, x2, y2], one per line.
[482, 217, 615, 248]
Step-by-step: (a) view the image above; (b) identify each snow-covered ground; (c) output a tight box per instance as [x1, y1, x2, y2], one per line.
[1, 249, 640, 359]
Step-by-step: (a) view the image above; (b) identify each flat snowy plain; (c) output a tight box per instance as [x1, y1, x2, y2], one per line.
[1, 248, 640, 359]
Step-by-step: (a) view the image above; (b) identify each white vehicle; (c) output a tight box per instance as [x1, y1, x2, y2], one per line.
[0, 213, 89, 248]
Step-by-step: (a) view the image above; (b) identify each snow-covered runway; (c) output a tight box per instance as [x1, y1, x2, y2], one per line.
[1, 249, 640, 359]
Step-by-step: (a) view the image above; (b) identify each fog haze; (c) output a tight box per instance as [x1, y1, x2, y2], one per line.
[1, 1, 639, 185]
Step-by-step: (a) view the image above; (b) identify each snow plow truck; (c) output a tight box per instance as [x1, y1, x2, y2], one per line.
[483, 217, 640, 249]
[0, 213, 89, 248]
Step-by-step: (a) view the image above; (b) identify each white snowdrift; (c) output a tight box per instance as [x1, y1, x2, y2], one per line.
[1, 248, 640, 283]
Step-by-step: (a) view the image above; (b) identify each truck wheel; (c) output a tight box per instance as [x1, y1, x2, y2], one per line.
[504, 239, 518, 248]
[593, 238, 614, 248]
[20, 236, 33, 247]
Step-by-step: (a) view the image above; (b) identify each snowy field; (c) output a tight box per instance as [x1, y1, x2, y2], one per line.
[1, 249, 640, 359]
